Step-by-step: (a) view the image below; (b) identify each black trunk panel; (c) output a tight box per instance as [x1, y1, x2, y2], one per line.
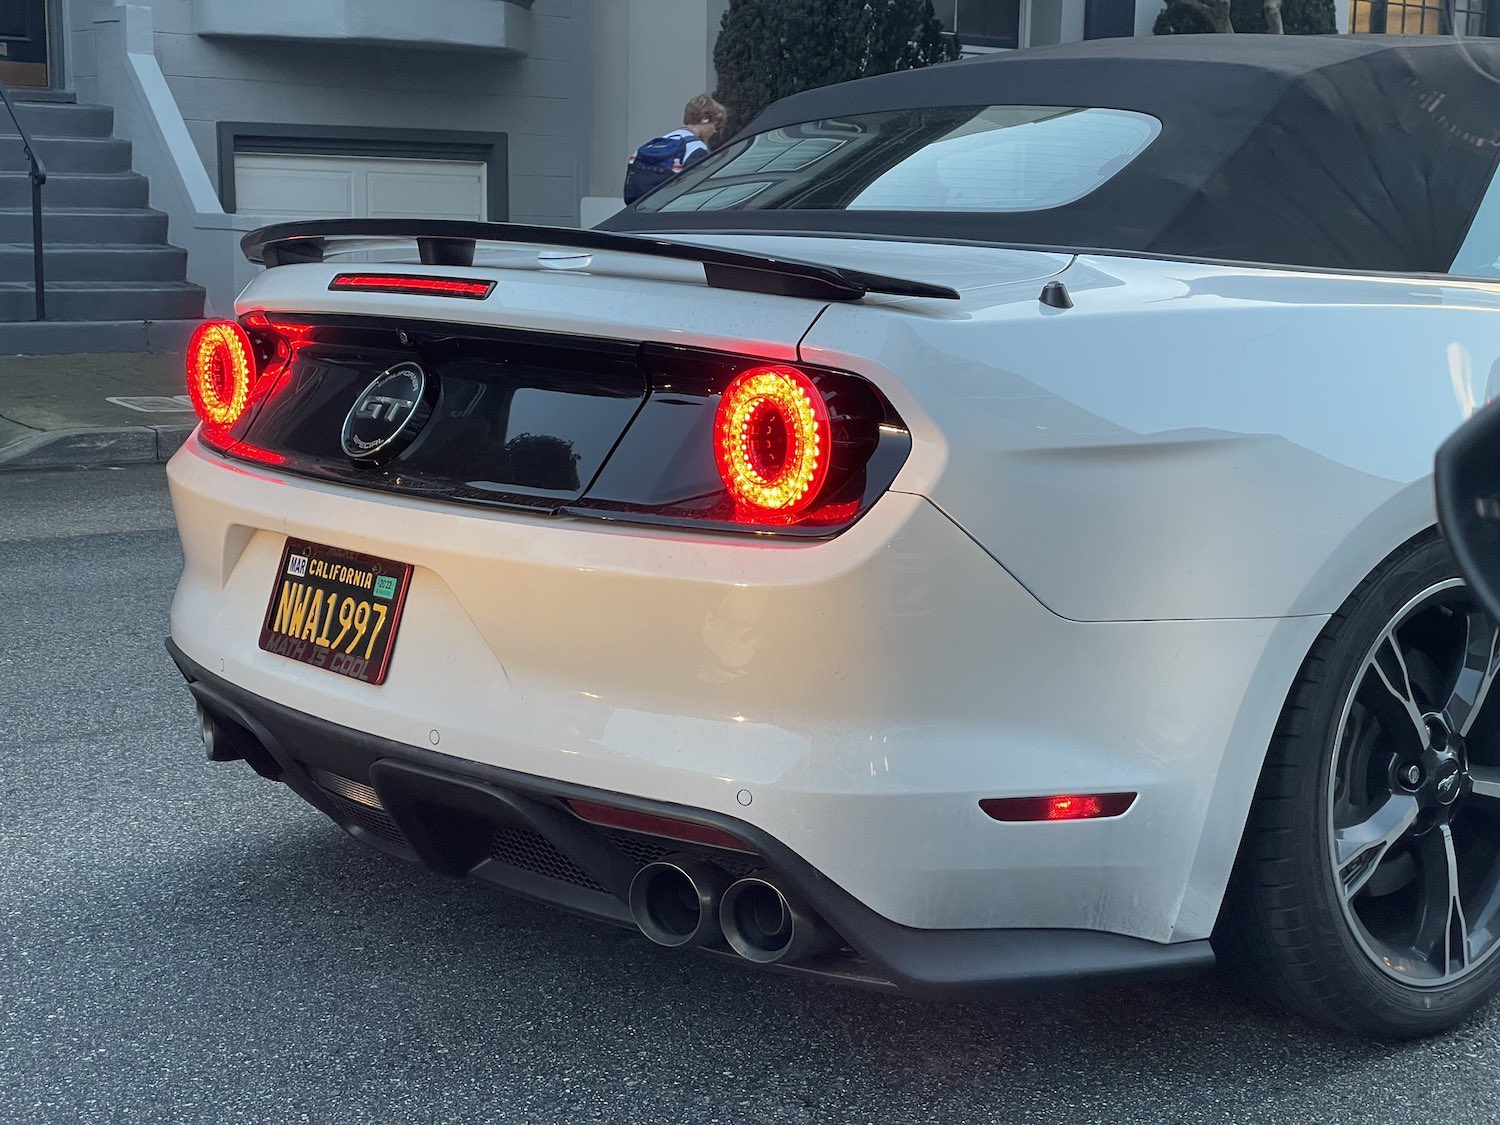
[239, 317, 647, 510]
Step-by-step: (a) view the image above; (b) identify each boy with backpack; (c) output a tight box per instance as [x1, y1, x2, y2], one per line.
[623, 94, 728, 204]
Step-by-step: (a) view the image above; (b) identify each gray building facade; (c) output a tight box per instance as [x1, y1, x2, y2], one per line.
[3, 0, 1386, 328]
[7, 0, 603, 317]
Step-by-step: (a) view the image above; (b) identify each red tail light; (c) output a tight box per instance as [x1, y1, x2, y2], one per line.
[714, 365, 831, 515]
[329, 273, 495, 299]
[979, 793, 1137, 822]
[186, 320, 256, 429]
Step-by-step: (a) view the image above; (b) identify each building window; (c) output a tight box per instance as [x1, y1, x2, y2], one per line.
[1350, 0, 1487, 34]
[933, 0, 1022, 48]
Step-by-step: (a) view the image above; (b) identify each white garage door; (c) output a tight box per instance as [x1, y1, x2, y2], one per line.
[234, 153, 488, 220]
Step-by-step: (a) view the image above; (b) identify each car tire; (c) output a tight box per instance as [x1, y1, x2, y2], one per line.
[1217, 534, 1500, 1038]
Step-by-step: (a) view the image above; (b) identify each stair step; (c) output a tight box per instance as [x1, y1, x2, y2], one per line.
[0, 208, 169, 244]
[0, 243, 188, 283]
[0, 102, 114, 139]
[0, 172, 150, 209]
[0, 135, 133, 174]
[0, 318, 200, 355]
[0, 281, 205, 323]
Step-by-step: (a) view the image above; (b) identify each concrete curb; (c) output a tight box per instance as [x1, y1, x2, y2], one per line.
[0, 423, 192, 471]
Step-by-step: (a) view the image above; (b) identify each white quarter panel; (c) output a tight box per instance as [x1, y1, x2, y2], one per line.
[168, 436, 1318, 941]
[800, 255, 1500, 621]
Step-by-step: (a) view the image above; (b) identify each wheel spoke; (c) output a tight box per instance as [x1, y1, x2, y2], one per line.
[1334, 792, 1420, 900]
[1470, 764, 1500, 803]
[1414, 824, 1471, 976]
[1441, 611, 1500, 737]
[1369, 634, 1432, 752]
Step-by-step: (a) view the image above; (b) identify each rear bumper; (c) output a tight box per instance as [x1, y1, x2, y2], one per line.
[167, 434, 1326, 943]
[169, 639, 1214, 995]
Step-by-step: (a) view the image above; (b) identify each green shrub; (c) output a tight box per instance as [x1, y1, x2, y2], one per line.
[713, 0, 959, 139]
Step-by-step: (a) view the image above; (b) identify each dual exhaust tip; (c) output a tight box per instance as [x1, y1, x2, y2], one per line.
[627, 857, 835, 965]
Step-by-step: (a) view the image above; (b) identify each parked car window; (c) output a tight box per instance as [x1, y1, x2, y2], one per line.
[636, 106, 1161, 215]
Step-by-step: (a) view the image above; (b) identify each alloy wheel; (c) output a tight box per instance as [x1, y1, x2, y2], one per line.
[1329, 578, 1500, 985]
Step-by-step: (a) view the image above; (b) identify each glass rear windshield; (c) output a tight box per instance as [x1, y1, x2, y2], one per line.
[635, 105, 1161, 215]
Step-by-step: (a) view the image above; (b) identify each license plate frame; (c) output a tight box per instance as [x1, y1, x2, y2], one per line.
[258, 538, 413, 685]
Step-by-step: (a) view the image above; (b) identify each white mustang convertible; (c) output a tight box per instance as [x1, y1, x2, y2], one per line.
[167, 36, 1500, 1038]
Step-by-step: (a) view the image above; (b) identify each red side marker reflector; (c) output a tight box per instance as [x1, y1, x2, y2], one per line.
[328, 273, 496, 299]
[979, 793, 1136, 822]
[566, 799, 754, 854]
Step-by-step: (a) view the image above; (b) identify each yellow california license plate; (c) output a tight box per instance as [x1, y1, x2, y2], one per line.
[257, 538, 413, 685]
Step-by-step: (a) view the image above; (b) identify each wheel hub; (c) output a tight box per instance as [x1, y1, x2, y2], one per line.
[1434, 758, 1467, 807]
[1422, 717, 1470, 816]
[1402, 714, 1473, 819]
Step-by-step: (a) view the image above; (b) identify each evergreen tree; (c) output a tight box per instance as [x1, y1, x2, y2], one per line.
[713, 0, 959, 140]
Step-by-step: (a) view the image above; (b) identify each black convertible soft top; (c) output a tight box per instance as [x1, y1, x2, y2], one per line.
[602, 36, 1500, 274]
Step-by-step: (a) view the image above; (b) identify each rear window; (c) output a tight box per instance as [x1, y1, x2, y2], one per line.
[636, 105, 1161, 215]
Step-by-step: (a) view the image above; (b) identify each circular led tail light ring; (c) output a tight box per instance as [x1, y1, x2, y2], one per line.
[186, 320, 256, 429]
[714, 365, 830, 514]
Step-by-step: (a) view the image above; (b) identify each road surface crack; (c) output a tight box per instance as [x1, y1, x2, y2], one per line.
[0, 410, 42, 432]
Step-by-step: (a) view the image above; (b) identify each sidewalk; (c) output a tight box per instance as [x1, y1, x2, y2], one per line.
[0, 352, 194, 471]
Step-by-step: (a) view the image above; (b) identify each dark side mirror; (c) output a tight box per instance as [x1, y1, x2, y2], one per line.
[1437, 399, 1500, 622]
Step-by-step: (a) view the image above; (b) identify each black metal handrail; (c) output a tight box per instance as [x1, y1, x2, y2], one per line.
[0, 80, 45, 321]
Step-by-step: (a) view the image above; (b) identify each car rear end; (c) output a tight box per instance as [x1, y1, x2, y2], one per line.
[166, 229, 1254, 996]
[168, 78, 1301, 995]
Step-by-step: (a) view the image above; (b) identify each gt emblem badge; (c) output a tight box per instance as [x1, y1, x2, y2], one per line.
[341, 362, 433, 463]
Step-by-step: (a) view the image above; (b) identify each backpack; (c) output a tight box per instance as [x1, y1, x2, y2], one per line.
[623, 133, 691, 204]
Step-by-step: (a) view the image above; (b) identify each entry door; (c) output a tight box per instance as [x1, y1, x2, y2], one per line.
[0, 0, 49, 88]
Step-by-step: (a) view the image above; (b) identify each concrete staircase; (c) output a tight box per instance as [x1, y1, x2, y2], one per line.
[0, 99, 204, 353]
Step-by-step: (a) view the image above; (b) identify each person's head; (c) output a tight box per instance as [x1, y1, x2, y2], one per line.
[683, 94, 727, 143]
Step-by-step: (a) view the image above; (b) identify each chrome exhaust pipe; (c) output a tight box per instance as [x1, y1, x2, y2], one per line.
[718, 872, 835, 965]
[628, 857, 729, 948]
[197, 703, 231, 761]
[193, 701, 282, 780]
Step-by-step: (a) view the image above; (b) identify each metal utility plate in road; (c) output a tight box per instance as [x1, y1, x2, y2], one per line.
[258, 537, 413, 685]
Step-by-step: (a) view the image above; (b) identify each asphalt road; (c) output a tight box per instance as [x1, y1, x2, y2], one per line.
[4, 464, 1500, 1125]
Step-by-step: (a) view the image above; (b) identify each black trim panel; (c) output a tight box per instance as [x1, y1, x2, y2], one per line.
[218, 315, 911, 540]
[166, 639, 1216, 997]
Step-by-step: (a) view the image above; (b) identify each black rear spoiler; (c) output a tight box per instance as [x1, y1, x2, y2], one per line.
[240, 219, 960, 303]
